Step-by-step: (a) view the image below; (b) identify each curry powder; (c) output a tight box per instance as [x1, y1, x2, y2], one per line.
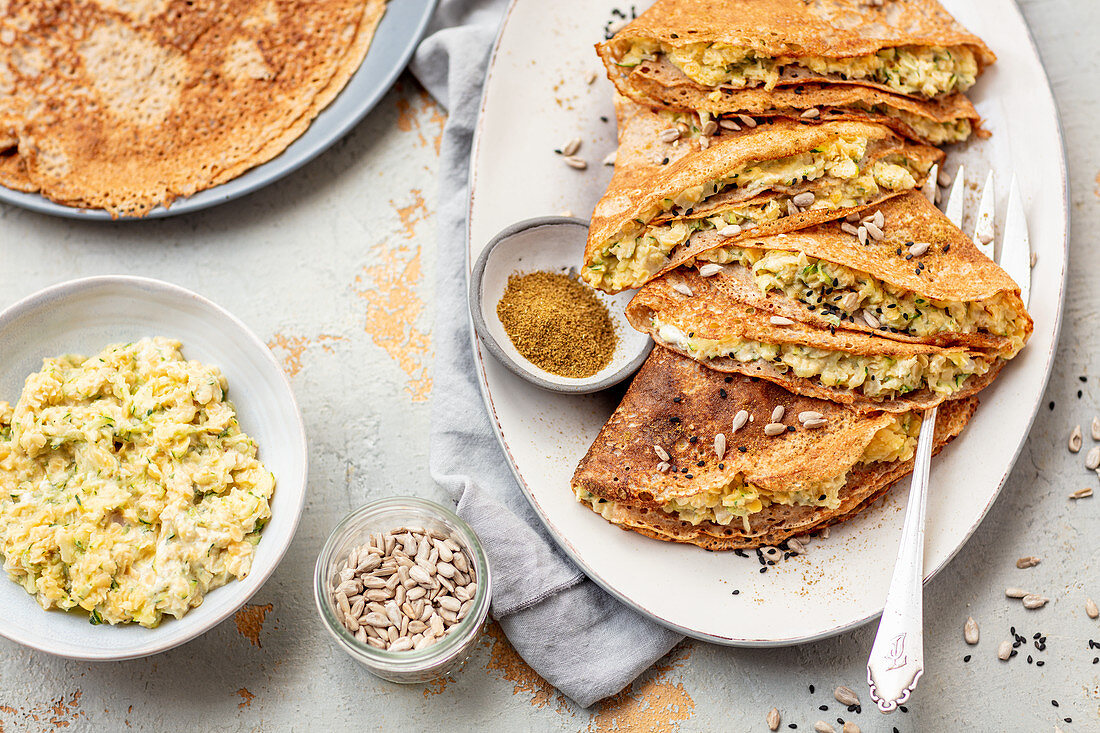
[496, 271, 617, 378]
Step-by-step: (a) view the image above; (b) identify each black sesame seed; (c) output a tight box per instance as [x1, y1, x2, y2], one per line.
[684, 474, 693, 479]
[1094, 657, 1099, 664]
[787, 425, 796, 432]
[661, 157, 669, 165]
[819, 705, 829, 711]
[738, 446, 747, 452]
[719, 389, 727, 398]
[1034, 633, 1042, 639]
[725, 376, 733, 383]
[789, 725, 798, 730]
[718, 463, 725, 470]
[963, 654, 971, 662]
[899, 706, 908, 714]
[1049, 401, 1055, 410]
[681, 468, 689, 474]
[673, 397, 682, 403]
[1080, 376, 1088, 382]
[759, 566, 767, 573]
[689, 436, 698, 444]
[600, 116, 609, 123]
[696, 460, 705, 467]
[1078, 390, 1083, 398]
[837, 719, 844, 726]
[1064, 719, 1072, 724]
[1036, 660, 1045, 666]
[731, 589, 740, 595]
[809, 685, 815, 694]
[670, 417, 681, 423]
[1052, 700, 1059, 707]
[1027, 655, 1033, 663]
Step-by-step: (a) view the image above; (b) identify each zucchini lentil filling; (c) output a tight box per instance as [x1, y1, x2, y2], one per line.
[618, 41, 979, 99]
[652, 319, 995, 399]
[574, 412, 919, 532]
[696, 246, 1029, 353]
[583, 134, 928, 292]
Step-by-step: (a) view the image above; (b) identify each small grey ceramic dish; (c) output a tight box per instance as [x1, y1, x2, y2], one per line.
[0, 0, 437, 220]
[469, 217, 652, 394]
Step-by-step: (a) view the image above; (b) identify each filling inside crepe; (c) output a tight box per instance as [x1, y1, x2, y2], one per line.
[584, 134, 930, 291]
[575, 412, 919, 531]
[617, 42, 979, 98]
[694, 247, 1029, 351]
[651, 319, 996, 399]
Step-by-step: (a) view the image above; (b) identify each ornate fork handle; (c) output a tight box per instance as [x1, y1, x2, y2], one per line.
[866, 405, 937, 712]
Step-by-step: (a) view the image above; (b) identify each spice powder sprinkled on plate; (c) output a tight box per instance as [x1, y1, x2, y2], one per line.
[496, 271, 616, 378]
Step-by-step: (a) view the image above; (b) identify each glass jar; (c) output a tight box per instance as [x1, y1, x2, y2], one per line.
[313, 497, 492, 683]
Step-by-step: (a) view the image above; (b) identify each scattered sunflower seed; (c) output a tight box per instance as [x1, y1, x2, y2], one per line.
[937, 168, 953, 187]
[658, 127, 681, 143]
[792, 191, 816, 207]
[771, 405, 785, 423]
[863, 221, 885, 241]
[698, 263, 724, 277]
[872, 210, 885, 229]
[654, 445, 670, 462]
[1086, 446, 1100, 470]
[656, 461, 670, 473]
[602, 150, 617, 166]
[861, 310, 880, 329]
[964, 616, 979, 645]
[977, 229, 994, 245]
[764, 422, 787, 436]
[840, 222, 860, 237]
[814, 722, 836, 733]
[799, 411, 824, 423]
[1092, 416, 1100, 441]
[802, 418, 828, 429]
[698, 135, 711, 149]
[1070, 487, 1093, 500]
[908, 242, 930, 257]
[997, 640, 1012, 660]
[701, 119, 718, 136]
[718, 224, 743, 238]
[563, 155, 587, 170]
[1016, 556, 1041, 569]
[834, 686, 859, 706]
[671, 282, 694, 297]
[766, 707, 781, 731]
[718, 118, 741, 131]
[770, 316, 794, 326]
[839, 292, 860, 312]
[842, 723, 860, 733]
[1085, 598, 1098, 619]
[1069, 425, 1083, 453]
[586, 70, 598, 85]
[714, 433, 727, 461]
[1022, 594, 1049, 610]
[737, 114, 757, 128]
[1006, 587, 1029, 598]
[857, 225, 869, 246]
[787, 199, 801, 217]
[561, 137, 581, 156]
[732, 410, 750, 434]
[786, 538, 806, 555]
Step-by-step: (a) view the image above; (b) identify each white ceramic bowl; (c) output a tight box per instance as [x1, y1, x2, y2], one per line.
[469, 217, 652, 394]
[0, 276, 307, 660]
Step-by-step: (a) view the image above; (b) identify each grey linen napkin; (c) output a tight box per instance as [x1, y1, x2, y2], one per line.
[410, 0, 683, 709]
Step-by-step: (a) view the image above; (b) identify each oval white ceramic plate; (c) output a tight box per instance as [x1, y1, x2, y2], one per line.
[0, 276, 308, 659]
[0, 0, 437, 220]
[467, 0, 1067, 644]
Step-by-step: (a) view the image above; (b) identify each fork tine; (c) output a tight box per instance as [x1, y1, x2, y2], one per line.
[1000, 174, 1032, 306]
[973, 171, 996, 260]
[921, 163, 938, 205]
[943, 165, 966, 227]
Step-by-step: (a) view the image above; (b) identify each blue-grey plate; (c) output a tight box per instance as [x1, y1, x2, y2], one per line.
[0, 0, 438, 220]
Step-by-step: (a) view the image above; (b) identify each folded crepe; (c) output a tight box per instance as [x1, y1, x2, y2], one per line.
[582, 104, 942, 294]
[572, 346, 976, 550]
[598, 0, 995, 103]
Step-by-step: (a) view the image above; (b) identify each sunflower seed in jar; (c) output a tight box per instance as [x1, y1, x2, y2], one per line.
[452, 551, 469, 574]
[409, 565, 432, 586]
[1069, 425, 1083, 453]
[438, 596, 461, 612]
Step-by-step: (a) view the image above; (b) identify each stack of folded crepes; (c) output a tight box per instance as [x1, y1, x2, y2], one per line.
[572, 0, 1031, 549]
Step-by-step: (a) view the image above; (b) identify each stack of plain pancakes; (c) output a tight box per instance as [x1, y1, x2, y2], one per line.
[571, 0, 1033, 550]
[0, 0, 387, 217]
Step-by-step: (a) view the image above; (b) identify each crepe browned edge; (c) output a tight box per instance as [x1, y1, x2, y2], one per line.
[614, 58, 987, 145]
[571, 346, 978, 550]
[585, 113, 942, 291]
[661, 192, 1034, 351]
[598, 0, 995, 101]
[626, 267, 1005, 413]
[2, 0, 387, 217]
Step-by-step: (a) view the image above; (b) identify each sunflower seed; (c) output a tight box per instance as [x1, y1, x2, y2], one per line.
[563, 155, 587, 170]
[864, 221, 884, 241]
[802, 418, 828, 429]
[656, 461, 670, 473]
[737, 114, 757, 128]
[437, 596, 461, 613]
[769, 406, 785, 423]
[1070, 424, 1084, 452]
[787, 199, 801, 217]
[861, 310, 880, 329]
[997, 640, 1012, 660]
[1030, 251, 1038, 267]
[1085, 598, 1099, 619]
[977, 229, 993, 245]
[1005, 587, 1029, 598]
[792, 192, 816, 208]
[764, 422, 786, 436]
[388, 637, 413, 652]
[406, 586, 426, 601]
[842, 724, 860, 733]
[654, 445, 670, 461]
[698, 263, 723, 277]
[1022, 594, 1049, 610]
[800, 108, 820, 119]
[857, 225, 868, 246]
[814, 722, 835, 733]
[1070, 487, 1093, 500]
[799, 411, 825, 423]
[436, 561, 457, 579]
[872, 210, 885, 229]
[786, 538, 806, 555]
[560, 137, 582, 156]
[658, 128, 681, 143]
[671, 281, 694, 297]
[1016, 556, 1041, 569]
[363, 612, 390, 628]
[938, 168, 953, 187]
[700, 119, 718, 136]
[1092, 416, 1100, 441]
[1086, 446, 1100, 470]
[840, 222, 860, 237]
[761, 546, 781, 561]
[732, 410, 750, 434]
[714, 433, 727, 460]
[718, 224, 743, 238]
[770, 316, 794, 326]
[767, 707, 781, 731]
[834, 686, 859, 706]
[964, 617, 979, 645]
[409, 566, 432, 585]
[908, 242, 930, 257]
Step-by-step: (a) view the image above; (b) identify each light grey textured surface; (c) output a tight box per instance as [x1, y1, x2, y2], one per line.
[0, 1, 1097, 730]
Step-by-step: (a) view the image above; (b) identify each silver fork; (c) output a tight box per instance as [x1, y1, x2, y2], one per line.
[866, 164, 1032, 712]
